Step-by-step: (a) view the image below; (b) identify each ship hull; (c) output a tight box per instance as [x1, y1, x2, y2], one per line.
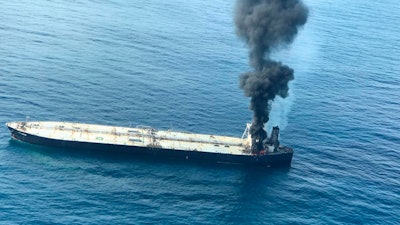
[7, 126, 293, 167]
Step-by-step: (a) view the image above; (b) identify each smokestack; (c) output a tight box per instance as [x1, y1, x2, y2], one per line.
[235, 0, 308, 152]
[268, 126, 280, 150]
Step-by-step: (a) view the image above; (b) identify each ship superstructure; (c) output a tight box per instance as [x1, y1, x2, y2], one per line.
[6, 121, 293, 166]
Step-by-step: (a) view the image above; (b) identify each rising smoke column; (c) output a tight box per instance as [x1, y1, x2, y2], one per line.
[235, 0, 308, 150]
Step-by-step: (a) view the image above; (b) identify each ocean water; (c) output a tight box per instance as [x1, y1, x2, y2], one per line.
[0, 0, 399, 224]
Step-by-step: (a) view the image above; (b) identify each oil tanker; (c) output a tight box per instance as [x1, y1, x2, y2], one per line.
[6, 121, 293, 167]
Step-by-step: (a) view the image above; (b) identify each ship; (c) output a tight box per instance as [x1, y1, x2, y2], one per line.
[5, 121, 293, 167]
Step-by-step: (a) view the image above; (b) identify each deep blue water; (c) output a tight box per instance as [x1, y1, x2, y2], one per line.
[1, 0, 399, 224]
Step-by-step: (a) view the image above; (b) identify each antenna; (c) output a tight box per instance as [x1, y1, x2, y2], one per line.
[241, 123, 252, 139]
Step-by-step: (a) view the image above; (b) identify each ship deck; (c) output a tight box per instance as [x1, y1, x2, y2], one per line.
[6, 121, 251, 155]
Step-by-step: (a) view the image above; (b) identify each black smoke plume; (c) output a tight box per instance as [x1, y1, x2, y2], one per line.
[235, 0, 308, 151]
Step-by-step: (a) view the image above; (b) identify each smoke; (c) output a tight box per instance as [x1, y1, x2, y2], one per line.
[235, 0, 308, 143]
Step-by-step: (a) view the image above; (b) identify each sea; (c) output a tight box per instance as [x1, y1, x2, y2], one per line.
[0, 0, 399, 224]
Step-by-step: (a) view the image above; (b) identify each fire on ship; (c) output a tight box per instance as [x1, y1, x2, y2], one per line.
[250, 126, 281, 154]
